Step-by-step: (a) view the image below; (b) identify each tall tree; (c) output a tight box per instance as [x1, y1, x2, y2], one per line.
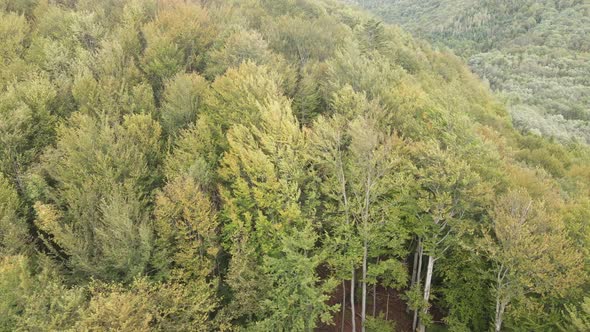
[33, 113, 161, 282]
[485, 190, 585, 332]
[409, 141, 485, 332]
[219, 97, 335, 329]
[0, 74, 56, 188]
[153, 175, 219, 282]
[309, 88, 408, 331]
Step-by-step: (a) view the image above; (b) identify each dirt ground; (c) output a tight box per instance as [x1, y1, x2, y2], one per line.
[316, 282, 413, 332]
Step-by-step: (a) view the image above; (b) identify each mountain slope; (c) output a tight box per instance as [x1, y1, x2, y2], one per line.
[344, 0, 590, 143]
[0, 0, 588, 331]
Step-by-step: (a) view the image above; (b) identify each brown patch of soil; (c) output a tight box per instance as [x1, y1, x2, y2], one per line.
[316, 282, 413, 332]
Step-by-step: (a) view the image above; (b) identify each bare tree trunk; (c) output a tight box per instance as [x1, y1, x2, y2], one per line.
[361, 240, 368, 332]
[361, 173, 371, 332]
[494, 299, 507, 332]
[408, 239, 420, 314]
[341, 281, 346, 332]
[494, 265, 508, 332]
[351, 268, 356, 332]
[418, 255, 435, 332]
[412, 305, 419, 332]
[385, 290, 390, 320]
[410, 242, 419, 287]
[412, 242, 423, 332]
[372, 282, 377, 317]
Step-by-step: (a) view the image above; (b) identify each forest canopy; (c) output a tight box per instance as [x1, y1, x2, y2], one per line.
[344, 0, 590, 144]
[0, 0, 589, 331]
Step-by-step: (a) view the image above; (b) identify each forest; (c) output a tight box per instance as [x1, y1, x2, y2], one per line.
[0, 0, 589, 331]
[344, 0, 590, 144]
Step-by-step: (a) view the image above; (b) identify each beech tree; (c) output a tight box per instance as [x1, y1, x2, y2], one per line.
[219, 98, 335, 329]
[309, 88, 408, 331]
[0, 74, 56, 187]
[203, 61, 288, 133]
[153, 175, 219, 281]
[485, 190, 585, 332]
[76, 278, 216, 331]
[160, 72, 208, 137]
[565, 297, 590, 332]
[0, 175, 29, 256]
[140, 1, 215, 96]
[204, 28, 280, 79]
[33, 113, 161, 282]
[0, 0, 588, 330]
[409, 140, 485, 332]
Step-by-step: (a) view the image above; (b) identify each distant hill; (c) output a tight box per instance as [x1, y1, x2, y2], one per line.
[344, 0, 590, 143]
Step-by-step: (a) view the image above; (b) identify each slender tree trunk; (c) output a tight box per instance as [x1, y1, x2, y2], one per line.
[372, 282, 377, 317]
[494, 299, 507, 332]
[361, 239, 368, 332]
[408, 239, 420, 314]
[360, 172, 372, 332]
[412, 242, 423, 332]
[341, 281, 346, 332]
[418, 255, 435, 332]
[351, 268, 356, 332]
[494, 265, 508, 332]
[412, 303, 419, 332]
[385, 290, 390, 320]
[411, 241, 419, 287]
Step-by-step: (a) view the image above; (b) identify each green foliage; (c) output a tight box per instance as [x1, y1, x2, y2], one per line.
[366, 313, 396, 332]
[0, 73, 57, 182]
[160, 72, 208, 136]
[77, 278, 216, 332]
[218, 94, 336, 329]
[345, 0, 590, 143]
[254, 226, 338, 331]
[140, 1, 215, 96]
[438, 253, 492, 332]
[0, 0, 588, 330]
[204, 28, 280, 79]
[0, 175, 29, 256]
[163, 116, 221, 189]
[484, 190, 585, 330]
[34, 113, 161, 282]
[0, 255, 86, 332]
[564, 297, 590, 332]
[204, 61, 288, 133]
[153, 175, 219, 281]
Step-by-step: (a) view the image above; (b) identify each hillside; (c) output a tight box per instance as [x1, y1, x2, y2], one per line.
[344, 0, 590, 144]
[0, 0, 589, 331]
